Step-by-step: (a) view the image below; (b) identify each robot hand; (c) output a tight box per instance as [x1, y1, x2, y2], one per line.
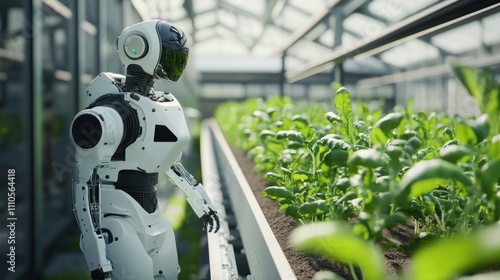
[166, 162, 221, 234]
[201, 208, 220, 233]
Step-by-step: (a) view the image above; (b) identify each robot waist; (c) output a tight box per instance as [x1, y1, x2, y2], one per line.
[115, 185, 158, 214]
[114, 170, 159, 214]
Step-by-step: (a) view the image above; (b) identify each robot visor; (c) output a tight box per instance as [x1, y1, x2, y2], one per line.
[157, 43, 188, 82]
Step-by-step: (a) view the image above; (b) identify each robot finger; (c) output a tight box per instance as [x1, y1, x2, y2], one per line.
[213, 213, 220, 233]
[208, 218, 214, 232]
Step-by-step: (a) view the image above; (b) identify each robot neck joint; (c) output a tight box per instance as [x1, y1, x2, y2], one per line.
[123, 64, 154, 95]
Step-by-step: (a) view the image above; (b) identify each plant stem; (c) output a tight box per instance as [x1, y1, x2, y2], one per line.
[349, 263, 359, 280]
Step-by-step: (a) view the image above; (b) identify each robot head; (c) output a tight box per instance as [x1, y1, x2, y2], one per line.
[117, 20, 188, 82]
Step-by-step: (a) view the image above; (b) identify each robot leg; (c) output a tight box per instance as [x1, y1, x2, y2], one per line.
[151, 214, 180, 280]
[101, 216, 154, 279]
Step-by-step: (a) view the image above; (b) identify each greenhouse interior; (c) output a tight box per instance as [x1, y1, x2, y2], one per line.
[1, 0, 500, 279]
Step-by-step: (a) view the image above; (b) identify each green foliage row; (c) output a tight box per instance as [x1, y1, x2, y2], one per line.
[214, 64, 500, 279]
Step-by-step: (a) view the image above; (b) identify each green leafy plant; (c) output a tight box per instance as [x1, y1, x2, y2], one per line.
[452, 63, 500, 136]
[215, 75, 500, 278]
[291, 221, 385, 280]
[291, 221, 500, 280]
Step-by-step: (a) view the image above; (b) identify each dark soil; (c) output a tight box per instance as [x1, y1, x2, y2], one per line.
[229, 146, 412, 280]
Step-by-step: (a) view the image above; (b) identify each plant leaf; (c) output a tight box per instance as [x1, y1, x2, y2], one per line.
[276, 130, 306, 144]
[456, 122, 478, 146]
[410, 225, 500, 280]
[438, 145, 474, 163]
[488, 134, 500, 159]
[334, 87, 355, 145]
[374, 112, 404, 134]
[396, 159, 472, 203]
[291, 222, 385, 280]
[325, 111, 344, 124]
[348, 149, 389, 172]
[298, 200, 327, 215]
[370, 127, 388, 147]
[262, 186, 294, 200]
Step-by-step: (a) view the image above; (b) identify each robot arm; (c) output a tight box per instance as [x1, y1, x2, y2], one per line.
[166, 161, 220, 232]
[71, 104, 126, 279]
[73, 169, 113, 280]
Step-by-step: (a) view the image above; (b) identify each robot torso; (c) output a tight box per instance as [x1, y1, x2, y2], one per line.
[74, 72, 190, 183]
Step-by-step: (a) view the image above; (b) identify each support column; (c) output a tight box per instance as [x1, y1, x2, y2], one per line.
[331, 8, 344, 85]
[280, 52, 286, 96]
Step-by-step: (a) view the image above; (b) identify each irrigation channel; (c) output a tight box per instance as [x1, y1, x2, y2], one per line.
[200, 119, 297, 280]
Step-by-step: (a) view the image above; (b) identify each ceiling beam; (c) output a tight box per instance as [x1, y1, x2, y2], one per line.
[286, 0, 500, 83]
[273, 0, 348, 55]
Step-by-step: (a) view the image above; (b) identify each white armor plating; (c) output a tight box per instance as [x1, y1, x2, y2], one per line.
[77, 73, 191, 182]
[70, 20, 218, 280]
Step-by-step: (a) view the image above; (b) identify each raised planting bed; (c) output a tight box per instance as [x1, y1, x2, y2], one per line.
[211, 68, 500, 280]
[205, 118, 411, 280]
[201, 119, 295, 280]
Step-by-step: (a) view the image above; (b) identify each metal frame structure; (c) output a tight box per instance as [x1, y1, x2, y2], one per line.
[284, 0, 500, 83]
[0, 1, 143, 279]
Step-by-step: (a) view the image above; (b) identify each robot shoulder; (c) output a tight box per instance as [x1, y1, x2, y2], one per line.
[85, 72, 126, 107]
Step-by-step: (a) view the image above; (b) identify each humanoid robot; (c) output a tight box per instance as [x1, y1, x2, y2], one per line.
[69, 20, 219, 280]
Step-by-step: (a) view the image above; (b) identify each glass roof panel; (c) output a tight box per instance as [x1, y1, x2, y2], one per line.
[430, 21, 481, 54]
[194, 27, 216, 42]
[196, 56, 282, 73]
[381, 40, 439, 68]
[218, 9, 238, 30]
[216, 25, 252, 46]
[349, 56, 390, 74]
[192, 36, 248, 56]
[319, 29, 335, 47]
[275, 6, 310, 31]
[194, 12, 217, 30]
[164, 7, 186, 21]
[482, 13, 500, 46]
[257, 26, 291, 55]
[288, 0, 328, 16]
[193, 0, 216, 13]
[152, 0, 496, 78]
[221, 0, 265, 17]
[342, 32, 359, 47]
[288, 40, 332, 62]
[304, 23, 328, 42]
[237, 16, 263, 38]
[343, 12, 386, 38]
[367, 0, 439, 23]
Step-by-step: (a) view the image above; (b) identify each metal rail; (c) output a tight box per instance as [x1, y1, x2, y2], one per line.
[201, 119, 296, 280]
[285, 0, 500, 83]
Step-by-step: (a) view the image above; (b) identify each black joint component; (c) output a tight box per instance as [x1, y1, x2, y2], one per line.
[130, 92, 140, 101]
[122, 64, 154, 95]
[72, 113, 102, 149]
[88, 94, 140, 160]
[90, 268, 111, 280]
[101, 228, 113, 244]
[171, 166, 182, 177]
[115, 170, 159, 214]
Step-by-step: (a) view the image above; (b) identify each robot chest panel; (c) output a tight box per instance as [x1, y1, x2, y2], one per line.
[126, 94, 190, 172]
